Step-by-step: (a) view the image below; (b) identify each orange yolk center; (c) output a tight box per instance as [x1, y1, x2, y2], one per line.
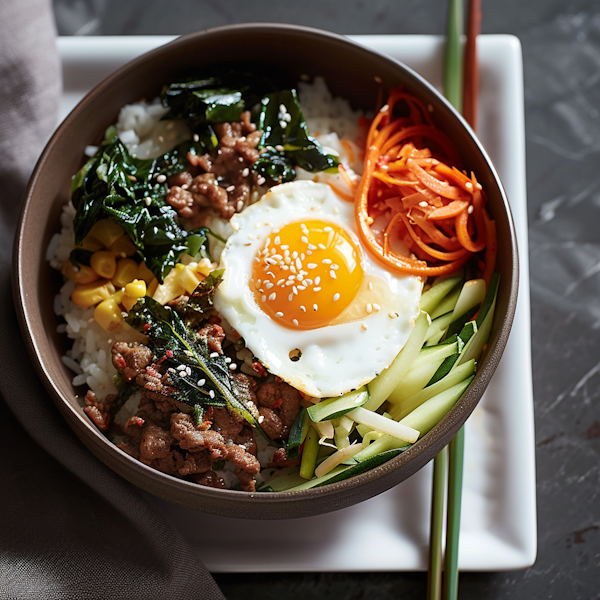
[251, 220, 364, 329]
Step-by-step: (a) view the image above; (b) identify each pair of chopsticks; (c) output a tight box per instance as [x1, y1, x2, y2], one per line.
[427, 1, 481, 599]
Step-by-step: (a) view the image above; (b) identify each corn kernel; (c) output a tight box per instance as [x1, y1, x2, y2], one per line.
[112, 289, 125, 304]
[196, 257, 213, 277]
[112, 258, 138, 288]
[94, 298, 123, 332]
[61, 261, 99, 285]
[125, 279, 147, 299]
[90, 250, 117, 279]
[109, 234, 137, 258]
[88, 219, 125, 248]
[153, 265, 185, 305]
[121, 293, 138, 312]
[179, 266, 203, 295]
[147, 278, 159, 297]
[137, 261, 155, 284]
[76, 236, 104, 253]
[71, 279, 115, 309]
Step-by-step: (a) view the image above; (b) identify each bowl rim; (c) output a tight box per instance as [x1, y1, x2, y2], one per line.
[14, 22, 519, 508]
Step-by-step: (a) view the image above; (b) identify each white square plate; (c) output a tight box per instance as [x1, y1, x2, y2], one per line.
[57, 34, 536, 572]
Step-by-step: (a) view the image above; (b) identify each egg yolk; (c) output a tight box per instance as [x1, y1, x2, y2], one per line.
[251, 220, 364, 329]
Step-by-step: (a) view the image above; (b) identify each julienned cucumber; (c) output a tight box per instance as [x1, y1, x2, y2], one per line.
[387, 359, 476, 421]
[458, 273, 500, 366]
[420, 276, 462, 314]
[364, 311, 430, 411]
[307, 387, 369, 422]
[412, 339, 459, 371]
[424, 312, 455, 345]
[387, 359, 446, 405]
[430, 281, 462, 319]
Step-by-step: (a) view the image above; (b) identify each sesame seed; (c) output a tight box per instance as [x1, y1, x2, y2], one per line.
[279, 120, 287, 128]
[293, 286, 298, 295]
[275, 144, 284, 152]
[361, 323, 368, 331]
[210, 352, 219, 358]
[192, 133, 199, 142]
[225, 184, 235, 193]
[288, 293, 293, 301]
[144, 197, 152, 206]
[333, 293, 340, 302]
[331, 264, 339, 270]
[277, 279, 285, 285]
[258, 415, 264, 423]
[274, 236, 281, 245]
[158, 135, 164, 143]
[368, 281, 373, 291]
[293, 319, 299, 326]
[389, 312, 399, 319]
[307, 263, 317, 269]
[261, 295, 267, 303]
[324, 226, 333, 232]
[330, 271, 337, 279]
[279, 104, 287, 114]
[381, 103, 389, 112]
[295, 257, 302, 268]
[282, 245, 289, 251]
[242, 168, 250, 177]
[419, 201, 428, 208]
[468, 205, 474, 214]
[292, 251, 298, 259]
[300, 305, 306, 312]
[229, 363, 237, 371]
[315, 276, 321, 285]
[300, 253, 305, 260]
[318, 243, 326, 250]
[209, 390, 215, 399]
[127, 175, 137, 181]
[181, 183, 189, 190]
[275, 311, 284, 318]
[313, 304, 318, 312]
[225, 357, 232, 363]
[177, 365, 186, 371]
[266, 282, 274, 289]
[236, 200, 244, 212]
[156, 174, 167, 183]
[257, 176, 266, 185]
[269, 293, 276, 301]
[308, 243, 317, 250]
[313, 287, 322, 292]
[374, 75, 383, 83]
[301, 236, 309, 244]
[366, 303, 373, 314]
[465, 181, 473, 189]
[322, 258, 332, 264]
[306, 250, 312, 255]
[198, 379, 206, 386]
[476, 183, 483, 190]
[373, 303, 381, 312]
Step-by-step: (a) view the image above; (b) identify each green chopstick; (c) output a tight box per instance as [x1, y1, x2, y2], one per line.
[428, 1, 465, 599]
[427, 447, 447, 600]
[443, 0, 464, 113]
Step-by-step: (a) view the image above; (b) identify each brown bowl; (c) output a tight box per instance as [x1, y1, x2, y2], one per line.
[14, 24, 518, 519]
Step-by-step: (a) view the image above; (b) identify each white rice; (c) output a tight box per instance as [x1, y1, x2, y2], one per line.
[49, 77, 363, 489]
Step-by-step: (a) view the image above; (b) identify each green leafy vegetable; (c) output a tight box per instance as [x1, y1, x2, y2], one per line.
[254, 89, 339, 184]
[169, 269, 224, 328]
[126, 296, 262, 429]
[71, 128, 209, 283]
[285, 408, 311, 460]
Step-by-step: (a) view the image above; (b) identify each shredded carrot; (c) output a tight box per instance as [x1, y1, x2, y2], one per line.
[327, 181, 354, 203]
[354, 86, 497, 278]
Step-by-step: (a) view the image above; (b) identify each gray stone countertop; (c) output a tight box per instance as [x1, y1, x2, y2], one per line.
[52, 0, 600, 597]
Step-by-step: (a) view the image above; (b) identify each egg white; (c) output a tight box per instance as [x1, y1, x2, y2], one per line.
[213, 180, 422, 398]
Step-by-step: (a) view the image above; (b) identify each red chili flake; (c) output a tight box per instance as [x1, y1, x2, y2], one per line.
[272, 398, 283, 409]
[251, 361, 267, 377]
[143, 323, 151, 332]
[207, 406, 214, 416]
[165, 350, 173, 358]
[116, 357, 127, 369]
[132, 416, 144, 427]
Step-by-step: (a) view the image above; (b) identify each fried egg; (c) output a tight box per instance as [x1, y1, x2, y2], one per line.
[213, 181, 422, 398]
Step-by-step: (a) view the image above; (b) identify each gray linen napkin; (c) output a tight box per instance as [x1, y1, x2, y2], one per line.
[0, 2, 225, 598]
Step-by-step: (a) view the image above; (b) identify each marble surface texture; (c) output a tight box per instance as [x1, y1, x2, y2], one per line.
[51, 0, 600, 598]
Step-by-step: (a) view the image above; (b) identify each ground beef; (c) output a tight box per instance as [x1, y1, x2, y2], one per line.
[268, 447, 301, 468]
[179, 450, 212, 476]
[197, 322, 225, 354]
[166, 111, 262, 223]
[139, 423, 174, 461]
[83, 390, 114, 431]
[170, 412, 260, 491]
[256, 379, 302, 439]
[258, 406, 283, 440]
[112, 342, 152, 382]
